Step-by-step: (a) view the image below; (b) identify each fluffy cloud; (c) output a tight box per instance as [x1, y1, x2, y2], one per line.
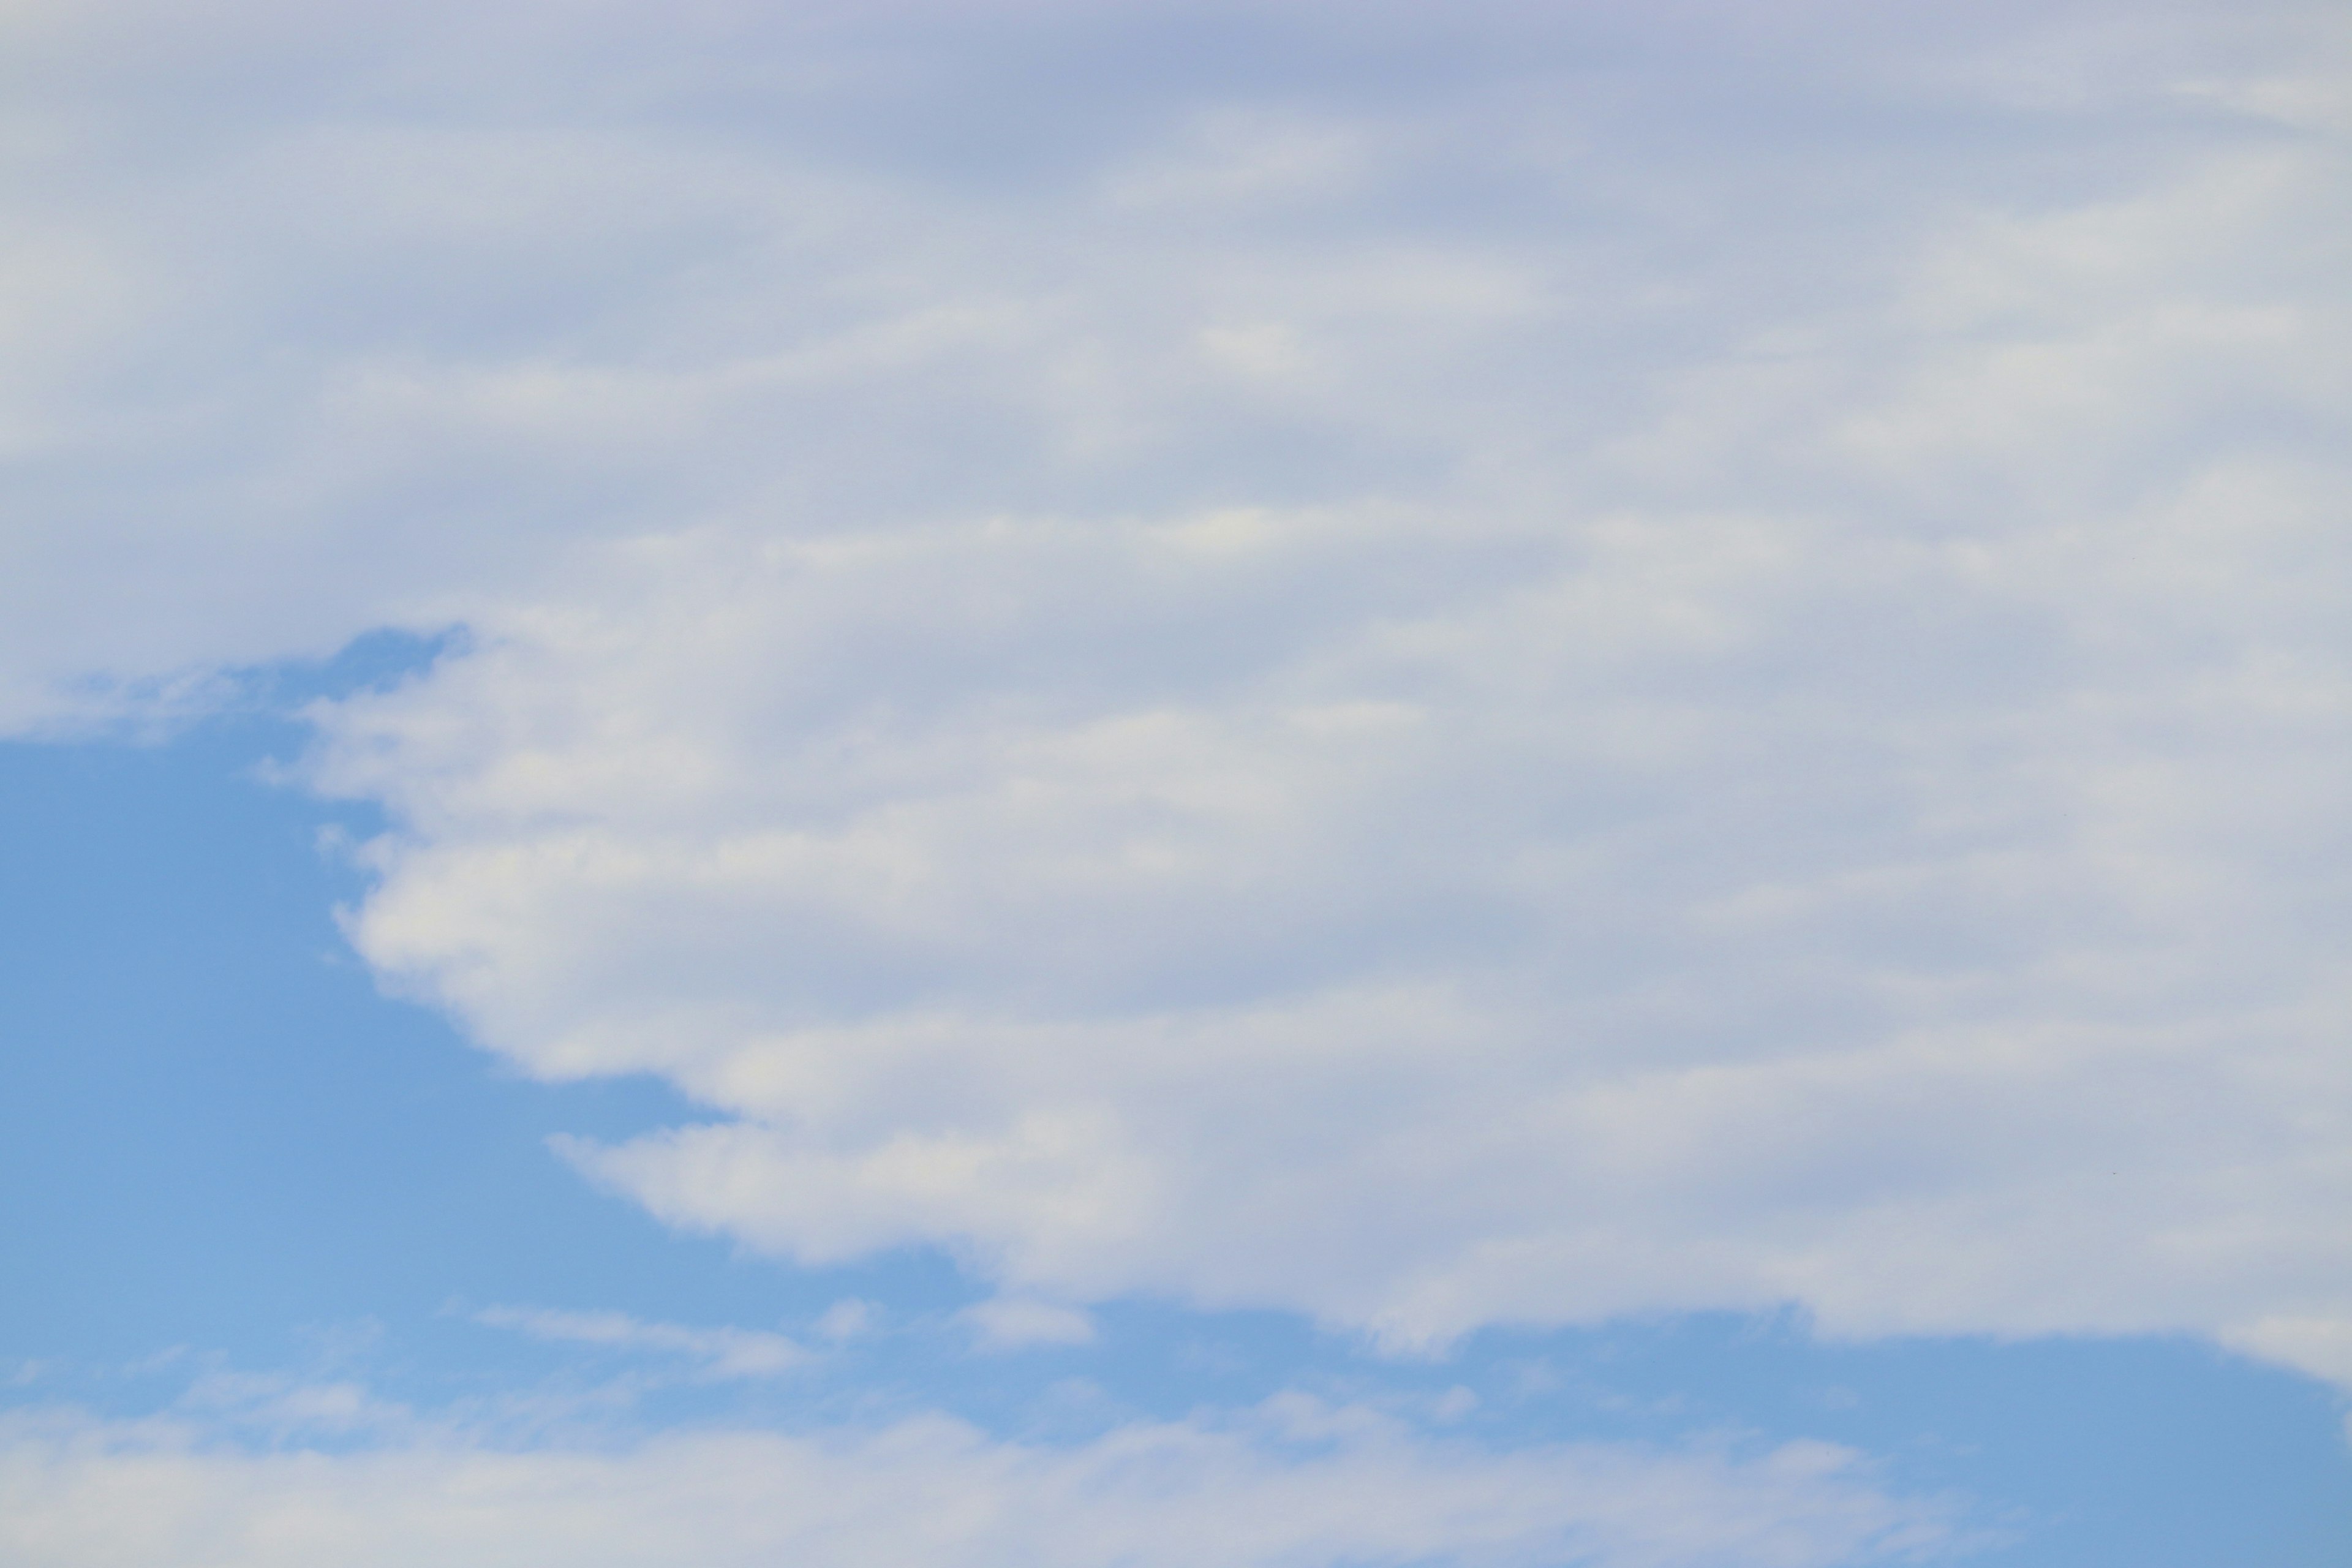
[0, 1393, 1954, 1568]
[8, 0, 2352, 1380]
[314, 408, 2352, 1364]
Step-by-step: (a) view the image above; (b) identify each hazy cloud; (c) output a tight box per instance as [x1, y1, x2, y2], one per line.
[0, 1393, 1955, 1568]
[960, 1298, 1099, 1351]
[475, 1306, 810, 1381]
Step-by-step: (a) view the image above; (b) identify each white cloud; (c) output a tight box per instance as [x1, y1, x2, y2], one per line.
[317, 400, 2352, 1367]
[5, 0, 2351, 1384]
[475, 1306, 809, 1381]
[0, 1393, 1956, 1568]
[307, 103, 2352, 1355]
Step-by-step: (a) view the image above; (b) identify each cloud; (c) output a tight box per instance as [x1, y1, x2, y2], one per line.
[306, 86, 2352, 1361]
[474, 1306, 809, 1381]
[2, 0, 2329, 731]
[0, 1393, 1957, 1568]
[960, 1298, 1099, 1351]
[324, 385, 2352, 1368]
[814, 1298, 881, 1343]
[4, 0, 2350, 1382]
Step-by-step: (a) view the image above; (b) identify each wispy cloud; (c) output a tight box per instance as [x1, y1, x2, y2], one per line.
[0, 1390, 1962, 1568]
[475, 1306, 808, 1381]
[959, 1298, 1098, 1351]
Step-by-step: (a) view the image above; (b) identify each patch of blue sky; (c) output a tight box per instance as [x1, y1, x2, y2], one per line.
[3, 676, 2346, 1565]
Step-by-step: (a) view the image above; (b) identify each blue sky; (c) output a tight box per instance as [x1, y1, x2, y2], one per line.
[4, 2, 2351, 1562]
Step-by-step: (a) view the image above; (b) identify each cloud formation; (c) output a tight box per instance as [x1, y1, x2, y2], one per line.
[7, 0, 2351, 1387]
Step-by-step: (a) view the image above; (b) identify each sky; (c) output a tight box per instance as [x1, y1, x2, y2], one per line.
[2, 0, 2350, 1562]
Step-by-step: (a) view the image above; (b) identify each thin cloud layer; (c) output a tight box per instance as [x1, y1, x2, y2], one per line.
[0, 1395, 1954, 1568]
[474, 1306, 809, 1381]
